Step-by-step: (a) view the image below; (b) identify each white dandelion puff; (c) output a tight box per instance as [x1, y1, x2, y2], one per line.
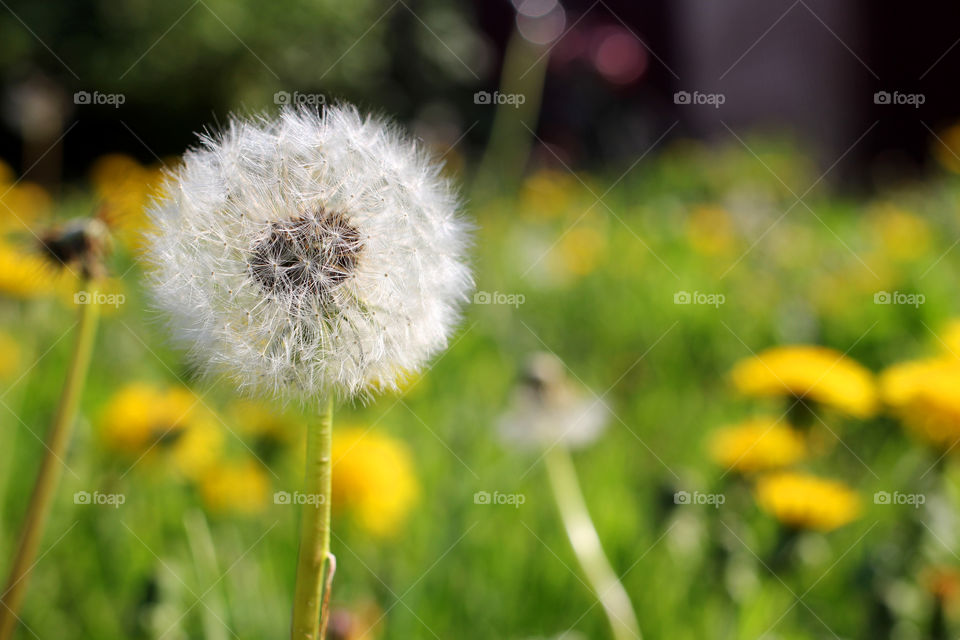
[145, 105, 473, 401]
[499, 352, 609, 450]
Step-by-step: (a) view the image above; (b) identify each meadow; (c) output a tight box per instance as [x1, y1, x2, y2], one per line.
[2, 133, 960, 640]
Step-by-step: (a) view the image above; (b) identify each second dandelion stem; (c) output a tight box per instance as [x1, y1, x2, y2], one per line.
[545, 446, 641, 640]
[291, 396, 334, 640]
[0, 286, 100, 640]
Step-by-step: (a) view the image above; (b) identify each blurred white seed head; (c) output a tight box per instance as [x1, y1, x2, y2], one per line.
[498, 352, 609, 450]
[145, 105, 472, 402]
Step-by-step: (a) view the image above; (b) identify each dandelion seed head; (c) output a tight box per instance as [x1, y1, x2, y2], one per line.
[145, 105, 472, 401]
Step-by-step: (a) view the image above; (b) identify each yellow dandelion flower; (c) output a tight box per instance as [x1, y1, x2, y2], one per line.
[880, 358, 960, 447]
[229, 399, 297, 443]
[171, 418, 224, 480]
[332, 428, 418, 538]
[0, 241, 75, 299]
[518, 170, 582, 221]
[865, 204, 930, 262]
[755, 472, 860, 531]
[731, 345, 878, 418]
[939, 319, 960, 356]
[90, 154, 164, 250]
[685, 205, 736, 256]
[708, 417, 806, 473]
[99, 383, 201, 453]
[0, 182, 52, 233]
[198, 460, 269, 515]
[551, 225, 606, 276]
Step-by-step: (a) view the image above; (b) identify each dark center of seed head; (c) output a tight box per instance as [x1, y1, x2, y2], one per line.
[248, 210, 362, 298]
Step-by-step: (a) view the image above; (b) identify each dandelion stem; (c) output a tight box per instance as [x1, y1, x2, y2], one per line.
[544, 446, 641, 640]
[0, 286, 100, 640]
[291, 396, 334, 640]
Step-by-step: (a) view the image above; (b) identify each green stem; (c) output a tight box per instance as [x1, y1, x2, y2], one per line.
[0, 286, 100, 640]
[545, 446, 641, 640]
[290, 397, 334, 640]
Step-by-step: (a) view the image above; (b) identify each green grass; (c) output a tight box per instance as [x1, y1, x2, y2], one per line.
[3, 137, 960, 639]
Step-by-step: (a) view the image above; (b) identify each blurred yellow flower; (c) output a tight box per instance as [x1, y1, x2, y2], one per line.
[731, 345, 878, 418]
[198, 460, 269, 515]
[880, 358, 960, 447]
[0, 182, 52, 233]
[0, 331, 21, 380]
[551, 225, 606, 276]
[229, 399, 297, 444]
[518, 170, 582, 220]
[708, 417, 806, 473]
[685, 205, 735, 256]
[0, 240, 75, 299]
[939, 319, 960, 356]
[91, 154, 164, 249]
[755, 472, 860, 531]
[99, 383, 222, 477]
[332, 428, 418, 538]
[865, 205, 930, 262]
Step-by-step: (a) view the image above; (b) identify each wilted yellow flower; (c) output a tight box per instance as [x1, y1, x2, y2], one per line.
[0, 241, 75, 299]
[0, 331, 21, 380]
[881, 358, 960, 447]
[731, 345, 878, 418]
[198, 460, 269, 515]
[332, 428, 418, 538]
[686, 205, 735, 256]
[865, 204, 930, 262]
[708, 417, 806, 473]
[755, 472, 860, 531]
[99, 383, 222, 477]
